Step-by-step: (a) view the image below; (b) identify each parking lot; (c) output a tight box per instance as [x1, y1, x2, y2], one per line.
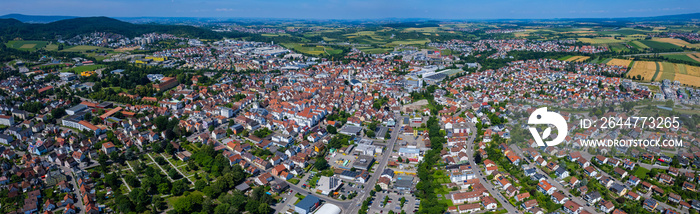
[367, 191, 418, 214]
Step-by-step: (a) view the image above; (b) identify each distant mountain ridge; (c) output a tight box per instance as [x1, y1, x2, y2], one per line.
[0, 13, 78, 23]
[0, 16, 223, 41]
[2, 12, 700, 24]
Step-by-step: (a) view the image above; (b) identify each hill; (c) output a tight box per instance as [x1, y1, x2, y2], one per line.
[0, 16, 222, 41]
[0, 14, 78, 23]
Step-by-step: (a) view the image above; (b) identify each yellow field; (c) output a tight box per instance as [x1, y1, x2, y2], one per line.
[628, 61, 658, 81]
[675, 74, 700, 87]
[687, 64, 700, 76]
[575, 56, 590, 62]
[687, 53, 700, 63]
[651, 38, 700, 48]
[565, 56, 587, 62]
[606, 59, 632, 67]
[20, 44, 36, 49]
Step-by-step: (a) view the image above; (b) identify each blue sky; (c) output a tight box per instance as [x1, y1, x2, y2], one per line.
[2, 0, 699, 19]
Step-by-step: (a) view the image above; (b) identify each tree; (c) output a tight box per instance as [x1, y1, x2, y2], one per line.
[104, 173, 119, 188]
[128, 188, 151, 212]
[169, 168, 181, 179]
[314, 156, 329, 171]
[326, 125, 337, 134]
[375, 184, 382, 192]
[125, 174, 140, 187]
[171, 180, 188, 196]
[195, 180, 207, 191]
[158, 183, 171, 195]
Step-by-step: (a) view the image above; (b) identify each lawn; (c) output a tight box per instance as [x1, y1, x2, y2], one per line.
[633, 167, 650, 180]
[388, 39, 431, 46]
[6, 40, 49, 51]
[63, 64, 105, 73]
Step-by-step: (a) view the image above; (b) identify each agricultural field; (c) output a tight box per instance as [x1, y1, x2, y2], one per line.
[628, 61, 658, 81]
[388, 39, 431, 46]
[564, 56, 590, 62]
[6, 40, 49, 51]
[606, 59, 633, 67]
[656, 62, 676, 81]
[281, 43, 344, 55]
[356, 47, 392, 54]
[664, 54, 700, 64]
[651, 38, 700, 48]
[638, 40, 682, 51]
[630, 41, 649, 49]
[675, 74, 700, 87]
[577, 37, 625, 44]
[686, 53, 700, 63]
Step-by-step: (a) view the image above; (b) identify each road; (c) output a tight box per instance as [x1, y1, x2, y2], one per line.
[463, 118, 518, 213]
[345, 116, 403, 214]
[58, 166, 85, 212]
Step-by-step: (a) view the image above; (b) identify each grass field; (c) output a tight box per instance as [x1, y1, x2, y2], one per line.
[6, 40, 49, 51]
[63, 64, 105, 74]
[282, 43, 344, 55]
[657, 62, 676, 81]
[664, 54, 700, 64]
[651, 38, 700, 48]
[633, 167, 650, 179]
[687, 53, 700, 63]
[578, 37, 625, 44]
[388, 39, 431, 46]
[356, 47, 392, 54]
[638, 40, 682, 51]
[606, 59, 633, 67]
[631, 41, 649, 49]
[558, 56, 573, 61]
[60, 45, 112, 52]
[628, 61, 658, 81]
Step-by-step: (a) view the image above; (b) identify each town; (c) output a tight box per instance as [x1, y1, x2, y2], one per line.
[1, 6, 700, 214]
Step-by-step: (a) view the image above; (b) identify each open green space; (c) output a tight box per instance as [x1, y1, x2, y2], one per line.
[633, 167, 650, 179]
[63, 64, 105, 73]
[6, 40, 49, 51]
[61, 45, 113, 52]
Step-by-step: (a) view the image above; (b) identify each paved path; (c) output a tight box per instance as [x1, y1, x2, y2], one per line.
[161, 153, 193, 183]
[147, 153, 174, 182]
